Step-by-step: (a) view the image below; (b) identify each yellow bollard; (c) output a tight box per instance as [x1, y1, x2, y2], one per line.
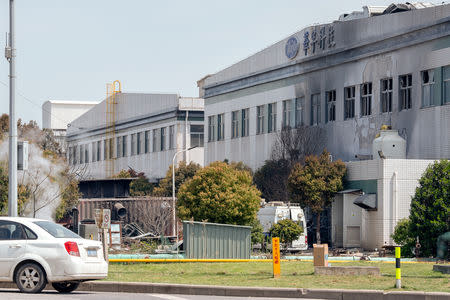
[395, 246, 401, 288]
[272, 237, 281, 278]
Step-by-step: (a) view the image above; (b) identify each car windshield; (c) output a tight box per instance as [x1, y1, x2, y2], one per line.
[33, 221, 80, 239]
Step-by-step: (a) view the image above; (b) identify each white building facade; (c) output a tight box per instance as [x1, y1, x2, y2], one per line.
[201, 4, 450, 170]
[333, 158, 435, 250]
[42, 100, 99, 152]
[66, 93, 204, 181]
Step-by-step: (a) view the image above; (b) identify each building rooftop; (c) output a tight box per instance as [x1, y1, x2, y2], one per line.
[44, 100, 100, 105]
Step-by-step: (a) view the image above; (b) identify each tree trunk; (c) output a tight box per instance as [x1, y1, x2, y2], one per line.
[33, 194, 36, 218]
[316, 212, 321, 244]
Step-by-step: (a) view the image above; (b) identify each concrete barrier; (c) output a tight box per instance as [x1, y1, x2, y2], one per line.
[433, 264, 450, 274]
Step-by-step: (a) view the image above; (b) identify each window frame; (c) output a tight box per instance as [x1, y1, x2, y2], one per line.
[131, 133, 136, 156]
[144, 130, 150, 153]
[421, 69, 435, 108]
[399, 74, 412, 110]
[160, 127, 166, 151]
[137, 132, 142, 155]
[0, 220, 30, 240]
[231, 110, 239, 139]
[190, 124, 204, 147]
[256, 105, 265, 135]
[380, 78, 393, 113]
[208, 115, 216, 142]
[295, 97, 304, 127]
[344, 86, 356, 120]
[152, 129, 158, 152]
[326, 90, 336, 122]
[169, 125, 175, 150]
[217, 114, 224, 141]
[116, 136, 122, 158]
[282, 100, 293, 128]
[241, 108, 249, 137]
[268, 102, 277, 133]
[95, 141, 100, 162]
[360, 82, 372, 117]
[311, 93, 321, 125]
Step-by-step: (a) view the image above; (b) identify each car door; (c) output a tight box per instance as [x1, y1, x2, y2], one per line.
[0, 221, 28, 279]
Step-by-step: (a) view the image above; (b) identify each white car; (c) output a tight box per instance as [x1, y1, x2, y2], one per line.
[0, 217, 108, 293]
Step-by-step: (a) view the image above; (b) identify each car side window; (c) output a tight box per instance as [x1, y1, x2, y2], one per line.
[23, 226, 38, 240]
[0, 221, 27, 240]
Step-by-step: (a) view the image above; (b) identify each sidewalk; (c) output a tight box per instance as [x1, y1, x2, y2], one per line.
[1, 281, 449, 299]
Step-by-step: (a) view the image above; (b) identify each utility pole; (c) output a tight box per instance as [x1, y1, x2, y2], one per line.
[5, 0, 18, 217]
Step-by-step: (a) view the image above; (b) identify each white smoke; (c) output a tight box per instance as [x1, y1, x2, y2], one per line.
[0, 139, 66, 220]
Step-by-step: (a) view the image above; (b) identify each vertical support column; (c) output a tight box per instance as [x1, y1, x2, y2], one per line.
[395, 246, 401, 288]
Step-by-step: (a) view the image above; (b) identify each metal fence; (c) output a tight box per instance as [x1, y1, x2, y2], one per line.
[183, 221, 251, 259]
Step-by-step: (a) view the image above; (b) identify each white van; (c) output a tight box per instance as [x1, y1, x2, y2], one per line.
[257, 202, 308, 251]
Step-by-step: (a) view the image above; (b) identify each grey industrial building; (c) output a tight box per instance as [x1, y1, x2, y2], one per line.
[66, 93, 204, 181]
[201, 3, 450, 169]
[199, 3, 450, 249]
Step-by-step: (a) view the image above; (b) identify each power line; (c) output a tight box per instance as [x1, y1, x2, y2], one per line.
[0, 79, 77, 127]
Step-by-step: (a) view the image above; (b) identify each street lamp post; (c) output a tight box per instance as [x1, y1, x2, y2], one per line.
[172, 146, 197, 254]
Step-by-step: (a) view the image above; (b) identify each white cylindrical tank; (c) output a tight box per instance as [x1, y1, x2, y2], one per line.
[372, 130, 406, 159]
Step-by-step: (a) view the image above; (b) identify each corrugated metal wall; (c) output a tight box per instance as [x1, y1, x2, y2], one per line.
[183, 221, 251, 259]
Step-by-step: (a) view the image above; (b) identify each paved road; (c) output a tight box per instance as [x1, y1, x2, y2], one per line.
[0, 289, 322, 300]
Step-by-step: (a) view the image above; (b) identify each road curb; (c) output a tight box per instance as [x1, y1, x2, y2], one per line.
[1, 281, 449, 299]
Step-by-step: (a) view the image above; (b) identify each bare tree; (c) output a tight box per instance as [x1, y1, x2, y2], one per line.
[254, 126, 326, 203]
[133, 199, 173, 237]
[271, 125, 326, 166]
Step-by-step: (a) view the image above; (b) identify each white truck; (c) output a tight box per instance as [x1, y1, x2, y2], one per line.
[257, 202, 308, 251]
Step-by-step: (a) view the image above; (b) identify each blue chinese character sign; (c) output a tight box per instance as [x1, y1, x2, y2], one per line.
[285, 36, 299, 60]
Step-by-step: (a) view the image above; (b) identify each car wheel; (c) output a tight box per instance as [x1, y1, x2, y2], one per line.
[15, 263, 47, 293]
[52, 281, 80, 293]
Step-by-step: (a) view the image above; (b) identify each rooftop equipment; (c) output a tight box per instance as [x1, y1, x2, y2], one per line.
[372, 126, 406, 159]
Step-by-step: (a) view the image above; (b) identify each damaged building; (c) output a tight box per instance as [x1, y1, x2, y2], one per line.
[199, 3, 450, 248]
[201, 3, 450, 167]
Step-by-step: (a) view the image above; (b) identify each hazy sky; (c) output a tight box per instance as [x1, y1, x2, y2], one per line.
[0, 0, 415, 126]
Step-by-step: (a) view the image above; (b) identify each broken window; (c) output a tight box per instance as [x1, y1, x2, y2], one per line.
[360, 82, 372, 116]
[326, 90, 336, 122]
[399, 74, 412, 110]
[344, 86, 355, 120]
[421, 69, 435, 107]
[380, 78, 393, 113]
